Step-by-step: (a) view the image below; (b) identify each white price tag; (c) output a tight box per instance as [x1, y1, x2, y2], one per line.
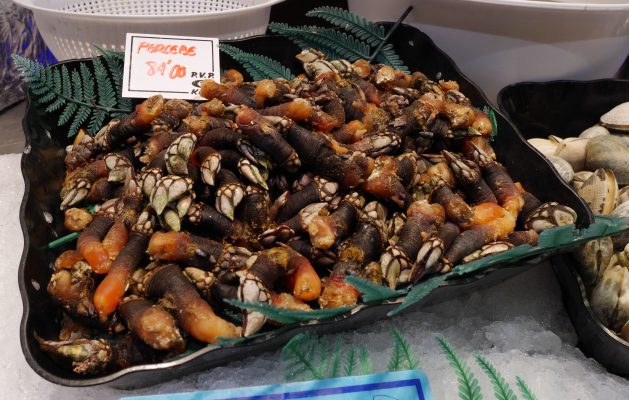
[122, 33, 220, 100]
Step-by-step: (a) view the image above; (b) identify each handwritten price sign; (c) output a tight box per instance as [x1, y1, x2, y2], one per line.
[122, 33, 220, 100]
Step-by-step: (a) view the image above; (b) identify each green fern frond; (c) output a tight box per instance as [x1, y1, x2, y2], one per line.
[60, 64, 72, 98]
[225, 299, 351, 325]
[315, 336, 330, 379]
[96, 46, 131, 111]
[306, 6, 386, 46]
[377, 43, 409, 73]
[45, 69, 66, 111]
[80, 64, 95, 104]
[387, 340, 403, 371]
[344, 346, 357, 377]
[388, 274, 448, 316]
[269, 23, 370, 62]
[483, 106, 498, 141]
[58, 102, 77, 126]
[219, 43, 294, 81]
[92, 56, 117, 109]
[12, 56, 40, 85]
[68, 106, 91, 137]
[436, 337, 483, 400]
[306, 7, 408, 72]
[88, 109, 108, 135]
[269, 23, 341, 60]
[45, 96, 66, 113]
[92, 44, 124, 60]
[327, 337, 343, 378]
[282, 332, 324, 381]
[12, 53, 131, 137]
[515, 377, 537, 400]
[388, 329, 419, 371]
[344, 276, 405, 303]
[475, 355, 517, 400]
[359, 345, 373, 375]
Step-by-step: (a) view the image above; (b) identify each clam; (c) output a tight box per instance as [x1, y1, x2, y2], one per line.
[546, 155, 574, 183]
[554, 137, 589, 172]
[528, 138, 557, 157]
[611, 202, 629, 249]
[585, 135, 629, 185]
[617, 186, 629, 207]
[590, 264, 629, 332]
[609, 243, 629, 270]
[613, 200, 629, 218]
[548, 135, 564, 144]
[572, 171, 593, 191]
[576, 168, 618, 215]
[574, 237, 614, 287]
[612, 133, 629, 148]
[600, 102, 629, 132]
[622, 321, 629, 342]
[579, 125, 610, 139]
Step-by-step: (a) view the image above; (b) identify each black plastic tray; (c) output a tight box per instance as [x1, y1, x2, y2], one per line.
[498, 78, 629, 376]
[552, 255, 629, 377]
[19, 23, 594, 388]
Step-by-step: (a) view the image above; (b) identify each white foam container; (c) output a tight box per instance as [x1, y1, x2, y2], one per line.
[349, 0, 629, 103]
[13, 0, 285, 60]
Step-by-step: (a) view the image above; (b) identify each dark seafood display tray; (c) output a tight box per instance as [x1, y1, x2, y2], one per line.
[498, 79, 629, 140]
[499, 79, 629, 376]
[552, 255, 629, 377]
[19, 23, 594, 388]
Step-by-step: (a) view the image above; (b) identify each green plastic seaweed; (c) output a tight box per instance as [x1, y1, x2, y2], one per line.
[388, 329, 419, 371]
[219, 43, 294, 81]
[515, 376, 538, 400]
[344, 275, 406, 303]
[225, 299, 351, 325]
[13, 47, 132, 137]
[305, 6, 408, 71]
[437, 337, 483, 400]
[476, 355, 518, 400]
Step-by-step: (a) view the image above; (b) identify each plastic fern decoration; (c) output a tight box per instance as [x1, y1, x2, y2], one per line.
[436, 337, 483, 400]
[344, 346, 357, 377]
[359, 345, 373, 375]
[12, 47, 132, 137]
[92, 44, 124, 61]
[475, 354, 518, 400]
[269, 23, 371, 61]
[515, 377, 538, 400]
[327, 337, 343, 378]
[306, 6, 408, 72]
[225, 299, 351, 325]
[387, 329, 419, 371]
[483, 106, 498, 141]
[219, 43, 294, 81]
[388, 274, 448, 316]
[93, 47, 132, 119]
[282, 332, 326, 381]
[344, 275, 405, 303]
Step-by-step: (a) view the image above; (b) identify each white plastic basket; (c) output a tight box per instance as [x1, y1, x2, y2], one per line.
[13, 0, 285, 60]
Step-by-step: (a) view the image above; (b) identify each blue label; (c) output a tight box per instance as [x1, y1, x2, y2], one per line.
[121, 370, 432, 400]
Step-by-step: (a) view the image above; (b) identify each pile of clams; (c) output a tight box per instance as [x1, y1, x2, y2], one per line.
[529, 102, 629, 342]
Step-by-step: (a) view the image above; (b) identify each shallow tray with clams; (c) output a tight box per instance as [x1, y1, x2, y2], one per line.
[499, 78, 629, 376]
[20, 24, 596, 388]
